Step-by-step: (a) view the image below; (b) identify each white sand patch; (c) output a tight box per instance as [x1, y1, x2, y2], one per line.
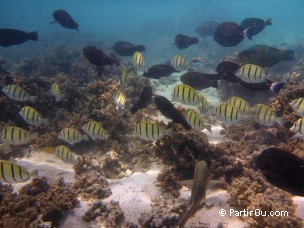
[102, 166, 162, 224]
[179, 185, 248, 227]
[293, 196, 304, 219]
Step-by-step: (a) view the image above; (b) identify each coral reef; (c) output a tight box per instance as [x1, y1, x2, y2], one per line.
[0, 177, 78, 227]
[156, 166, 182, 197]
[82, 201, 125, 227]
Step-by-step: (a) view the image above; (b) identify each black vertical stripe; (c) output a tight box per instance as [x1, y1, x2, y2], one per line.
[11, 127, 15, 143]
[145, 122, 149, 140]
[12, 85, 17, 99]
[151, 124, 155, 140]
[182, 86, 186, 103]
[11, 164, 17, 182]
[1, 162, 8, 183]
[18, 128, 22, 144]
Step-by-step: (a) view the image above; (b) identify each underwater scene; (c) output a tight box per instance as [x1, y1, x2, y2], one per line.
[1, 0, 304, 227]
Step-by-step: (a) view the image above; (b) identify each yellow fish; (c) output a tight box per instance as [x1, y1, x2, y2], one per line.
[236, 64, 267, 83]
[250, 104, 285, 126]
[0, 160, 30, 184]
[132, 51, 146, 71]
[197, 95, 208, 112]
[2, 84, 37, 102]
[171, 55, 188, 71]
[19, 106, 49, 126]
[214, 104, 243, 124]
[113, 90, 126, 109]
[58, 128, 89, 145]
[82, 120, 109, 141]
[50, 82, 62, 102]
[173, 84, 199, 105]
[55, 145, 76, 164]
[1, 126, 38, 145]
[227, 96, 250, 114]
[183, 109, 212, 133]
[135, 121, 172, 141]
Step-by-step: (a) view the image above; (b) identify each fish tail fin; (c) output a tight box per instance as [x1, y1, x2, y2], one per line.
[30, 132, 39, 141]
[0, 142, 12, 153]
[276, 117, 286, 127]
[270, 82, 285, 95]
[82, 134, 90, 142]
[30, 169, 39, 178]
[204, 124, 212, 133]
[28, 32, 38, 41]
[29, 96, 38, 103]
[265, 18, 272, 26]
[42, 118, 49, 125]
[164, 128, 174, 137]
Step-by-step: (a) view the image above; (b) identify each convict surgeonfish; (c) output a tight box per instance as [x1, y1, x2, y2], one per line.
[121, 65, 129, 86]
[214, 104, 244, 124]
[236, 64, 268, 83]
[113, 41, 145, 56]
[132, 51, 146, 71]
[173, 84, 200, 105]
[154, 95, 192, 130]
[135, 121, 172, 141]
[19, 106, 49, 126]
[58, 128, 89, 145]
[0, 160, 31, 184]
[51, 9, 79, 31]
[175, 34, 199, 49]
[50, 82, 62, 102]
[179, 160, 209, 227]
[2, 84, 37, 103]
[227, 96, 250, 114]
[82, 120, 109, 141]
[289, 98, 304, 117]
[0, 29, 38, 47]
[171, 55, 188, 71]
[197, 95, 209, 112]
[113, 90, 126, 109]
[290, 117, 304, 139]
[1, 126, 38, 145]
[55, 145, 76, 164]
[250, 104, 285, 126]
[256, 148, 304, 196]
[183, 109, 212, 133]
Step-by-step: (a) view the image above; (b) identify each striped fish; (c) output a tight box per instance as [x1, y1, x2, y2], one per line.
[82, 120, 109, 141]
[135, 121, 172, 141]
[289, 97, 304, 117]
[171, 55, 188, 71]
[227, 96, 250, 114]
[183, 109, 212, 133]
[113, 90, 126, 109]
[132, 51, 146, 71]
[50, 82, 62, 102]
[121, 65, 129, 86]
[1, 126, 38, 145]
[173, 84, 199, 105]
[55, 145, 76, 164]
[214, 104, 243, 124]
[19, 106, 49, 126]
[197, 95, 208, 112]
[236, 64, 267, 83]
[2, 84, 37, 102]
[250, 104, 285, 126]
[0, 160, 30, 184]
[58, 128, 89, 145]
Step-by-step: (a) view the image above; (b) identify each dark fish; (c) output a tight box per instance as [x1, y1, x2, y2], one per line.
[240, 79, 285, 95]
[0, 29, 38, 47]
[195, 21, 219, 38]
[113, 41, 145, 56]
[51, 9, 79, 31]
[83, 46, 118, 66]
[154, 95, 192, 130]
[241, 18, 272, 40]
[83, 46, 119, 76]
[175, 34, 199, 49]
[130, 86, 153, 114]
[256, 148, 304, 196]
[180, 72, 219, 90]
[143, 64, 179, 79]
[213, 22, 244, 47]
[239, 45, 295, 67]
[215, 61, 240, 83]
